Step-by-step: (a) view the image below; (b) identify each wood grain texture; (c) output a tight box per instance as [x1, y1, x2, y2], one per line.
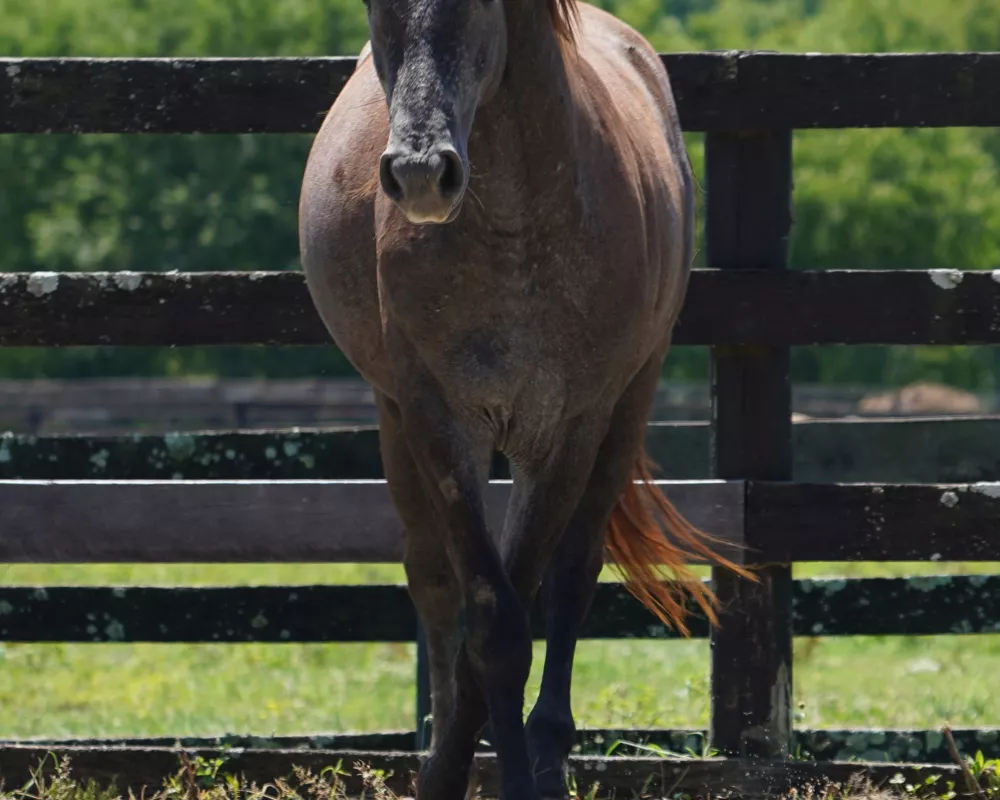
[1, 576, 996, 643]
[746, 481, 1000, 562]
[0, 479, 745, 564]
[10, 726, 999, 764]
[0, 270, 998, 346]
[4, 53, 1000, 133]
[3, 417, 1000, 483]
[706, 128, 794, 759]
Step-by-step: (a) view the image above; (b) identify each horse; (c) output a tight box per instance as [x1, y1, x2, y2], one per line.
[297, 0, 750, 796]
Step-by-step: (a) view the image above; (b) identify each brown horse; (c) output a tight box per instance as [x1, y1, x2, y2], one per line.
[298, 0, 748, 796]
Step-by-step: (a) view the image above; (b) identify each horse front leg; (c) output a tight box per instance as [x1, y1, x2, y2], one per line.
[375, 392, 463, 754]
[390, 376, 534, 800]
[525, 357, 664, 800]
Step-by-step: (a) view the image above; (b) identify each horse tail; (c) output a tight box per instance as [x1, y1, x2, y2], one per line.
[603, 447, 755, 637]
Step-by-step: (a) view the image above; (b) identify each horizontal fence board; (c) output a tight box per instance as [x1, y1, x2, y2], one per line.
[0, 479, 744, 564]
[748, 482, 1000, 561]
[2, 480, 997, 564]
[4, 53, 1000, 134]
[9, 726, 998, 764]
[1, 576, 996, 642]
[0, 427, 387, 480]
[1, 270, 999, 347]
[3, 416, 1000, 483]
[0, 745, 967, 798]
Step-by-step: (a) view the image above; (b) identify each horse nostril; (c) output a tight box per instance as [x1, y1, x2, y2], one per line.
[438, 150, 465, 199]
[379, 152, 404, 201]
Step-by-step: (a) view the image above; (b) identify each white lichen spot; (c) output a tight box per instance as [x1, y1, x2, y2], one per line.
[0, 440, 11, 464]
[970, 482, 1000, 499]
[265, 446, 277, 460]
[6, 64, 21, 78]
[283, 441, 300, 458]
[811, 622, 824, 634]
[105, 620, 125, 641]
[300, 454, 316, 470]
[86, 624, 98, 635]
[940, 490, 959, 508]
[251, 613, 268, 629]
[112, 587, 127, 598]
[0, 601, 13, 616]
[992, 270, 1000, 285]
[26, 272, 60, 297]
[928, 269, 964, 290]
[31, 587, 48, 601]
[112, 271, 143, 292]
[164, 432, 196, 459]
[225, 449, 236, 460]
[89, 449, 109, 471]
[280, 629, 291, 640]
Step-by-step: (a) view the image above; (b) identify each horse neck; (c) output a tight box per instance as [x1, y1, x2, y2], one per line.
[468, 2, 580, 223]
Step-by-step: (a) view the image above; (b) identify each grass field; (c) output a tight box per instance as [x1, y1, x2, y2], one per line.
[1, 561, 998, 741]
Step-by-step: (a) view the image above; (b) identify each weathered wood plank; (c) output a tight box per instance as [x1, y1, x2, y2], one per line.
[747, 482, 1000, 562]
[0, 745, 969, 799]
[8, 726, 999, 764]
[706, 128, 794, 759]
[4, 53, 1000, 134]
[3, 417, 1000, 483]
[0, 427, 387, 480]
[1, 270, 999, 347]
[1, 576, 996, 643]
[0, 479, 994, 564]
[0, 479, 744, 564]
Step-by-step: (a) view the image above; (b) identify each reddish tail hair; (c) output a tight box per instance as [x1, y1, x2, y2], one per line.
[603, 449, 756, 637]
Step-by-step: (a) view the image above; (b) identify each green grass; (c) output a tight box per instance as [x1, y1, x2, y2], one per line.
[1, 562, 998, 740]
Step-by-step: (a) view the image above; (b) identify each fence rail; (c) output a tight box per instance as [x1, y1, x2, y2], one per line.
[4, 53, 1000, 134]
[2, 575, 997, 643]
[0, 270, 998, 346]
[0, 479, 997, 564]
[2, 416, 1000, 482]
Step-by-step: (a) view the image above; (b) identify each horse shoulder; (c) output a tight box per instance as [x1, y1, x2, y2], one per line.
[299, 59, 394, 391]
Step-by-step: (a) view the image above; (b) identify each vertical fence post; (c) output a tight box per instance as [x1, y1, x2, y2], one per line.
[415, 623, 433, 750]
[706, 129, 794, 759]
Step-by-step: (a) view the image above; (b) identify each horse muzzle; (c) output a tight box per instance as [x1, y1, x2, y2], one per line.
[379, 146, 467, 224]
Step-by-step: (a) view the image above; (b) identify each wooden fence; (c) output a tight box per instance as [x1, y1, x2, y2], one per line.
[2, 50, 1000, 795]
[0, 378, 996, 435]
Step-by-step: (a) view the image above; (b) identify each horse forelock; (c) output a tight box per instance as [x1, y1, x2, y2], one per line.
[547, 0, 580, 43]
